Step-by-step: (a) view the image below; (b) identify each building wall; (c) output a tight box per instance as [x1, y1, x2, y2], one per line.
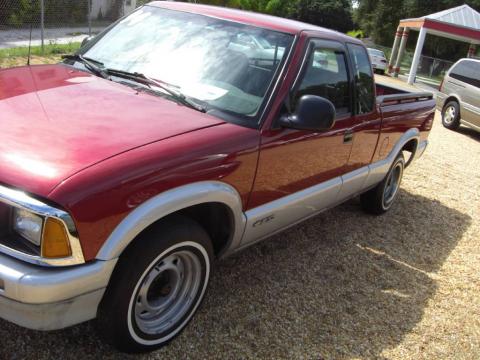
[90, 0, 138, 20]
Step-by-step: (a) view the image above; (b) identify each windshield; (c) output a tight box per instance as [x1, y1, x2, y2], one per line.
[80, 6, 294, 122]
[368, 49, 385, 58]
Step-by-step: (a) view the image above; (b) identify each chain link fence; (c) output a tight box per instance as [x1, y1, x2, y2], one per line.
[0, 0, 150, 51]
[366, 43, 457, 86]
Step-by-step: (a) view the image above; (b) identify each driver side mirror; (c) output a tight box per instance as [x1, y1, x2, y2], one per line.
[81, 36, 94, 47]
[278, 95, 336, 131]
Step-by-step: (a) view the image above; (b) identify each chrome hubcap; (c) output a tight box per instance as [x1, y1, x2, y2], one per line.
[134, 250, 202, 335]
[383, 162, 403, 208]
[443, 105, 456, 124]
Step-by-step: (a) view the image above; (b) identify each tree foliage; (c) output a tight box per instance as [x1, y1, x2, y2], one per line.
[292, 0, 354, 33]
[0, 0, 88, 27]
[201, 0, 353, 32]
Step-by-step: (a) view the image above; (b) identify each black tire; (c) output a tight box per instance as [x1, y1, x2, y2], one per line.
[442, 100, 461, 130]
[97, 215, 213, 353]
[361, 153, 405, 215]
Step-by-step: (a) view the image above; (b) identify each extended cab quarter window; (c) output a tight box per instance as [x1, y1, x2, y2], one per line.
[450, 60, 480, 88]
[347, 43, 375, 114]
[294, 45, 351, 116]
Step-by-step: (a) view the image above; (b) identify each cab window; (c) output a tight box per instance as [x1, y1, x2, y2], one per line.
[294, 46, 351, 117]
[347, 43, 375, 114]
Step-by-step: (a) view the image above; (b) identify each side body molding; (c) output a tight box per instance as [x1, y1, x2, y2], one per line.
[96, 181, 246, 261]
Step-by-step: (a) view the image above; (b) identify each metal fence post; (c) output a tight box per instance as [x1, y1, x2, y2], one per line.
[40, 0, 45, 53]
[88, 0, 92, 36]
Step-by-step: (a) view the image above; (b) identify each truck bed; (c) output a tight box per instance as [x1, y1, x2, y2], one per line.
[372, 75, 435, 164]
[374, 74, 420, 95]
[375, 74, 434, 106]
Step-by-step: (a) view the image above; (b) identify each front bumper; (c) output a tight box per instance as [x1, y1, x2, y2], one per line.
[436, 93, 447, 111]
[0, 253, 116, 330]
[372, 62, 387, 71]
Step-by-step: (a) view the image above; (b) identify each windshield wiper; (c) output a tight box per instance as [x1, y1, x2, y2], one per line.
[106, 69, 206, 113]
[62, 54, 110, 80]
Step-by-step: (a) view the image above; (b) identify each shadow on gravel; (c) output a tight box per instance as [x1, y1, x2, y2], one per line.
[0, 190, 472, 359]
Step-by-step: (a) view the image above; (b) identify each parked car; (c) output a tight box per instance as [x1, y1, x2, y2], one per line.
[437, 58, 480, 132]
[0, 2, 434, 353]
[228, 32, 286, 65]
[367, 48, 388, 74]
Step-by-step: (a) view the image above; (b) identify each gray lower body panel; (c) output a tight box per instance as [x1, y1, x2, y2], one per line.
[461, 119, 480, 132]
[241, 177, 342, 246]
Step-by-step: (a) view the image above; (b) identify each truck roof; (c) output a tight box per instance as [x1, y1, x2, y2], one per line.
[149, 1, 358, 43]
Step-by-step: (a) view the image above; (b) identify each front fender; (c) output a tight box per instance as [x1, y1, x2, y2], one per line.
[95, 181, 246, 261]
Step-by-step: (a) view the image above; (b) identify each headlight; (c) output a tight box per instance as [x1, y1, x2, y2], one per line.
[12, 209, 73, 258]
[0, 184, 84, 266]
[13, 208, 43, 246]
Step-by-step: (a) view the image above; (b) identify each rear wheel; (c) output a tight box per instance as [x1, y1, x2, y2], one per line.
[97, 215, 213, 353]
[442, 101, 461, 130]
[361, 153, 405, 215]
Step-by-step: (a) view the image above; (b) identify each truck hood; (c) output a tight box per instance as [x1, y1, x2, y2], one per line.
[0, 64, 225, 197]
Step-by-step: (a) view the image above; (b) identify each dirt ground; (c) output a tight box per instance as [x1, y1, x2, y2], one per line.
[0, 55, 63, 68]
[0, 109, 479, 359]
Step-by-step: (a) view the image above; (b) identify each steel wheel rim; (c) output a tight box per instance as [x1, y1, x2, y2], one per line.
[443, 105, 456, 124]
[134, 250, 202, 335]
[383, 162, 403, 208]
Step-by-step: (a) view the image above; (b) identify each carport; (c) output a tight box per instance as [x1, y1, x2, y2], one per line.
[388, 5, 480, 84]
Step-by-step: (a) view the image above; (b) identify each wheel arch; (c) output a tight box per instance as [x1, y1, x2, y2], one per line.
[96, 181, 246, 261]
[401, 138, 419, 167]
[442, 95, 461, 111]
[365, 128, 420, 188]
[388, 128, 420, 164]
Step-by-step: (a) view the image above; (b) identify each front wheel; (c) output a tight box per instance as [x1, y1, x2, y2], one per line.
[361, 153, 405, 215]
[97, 215, 213, 353]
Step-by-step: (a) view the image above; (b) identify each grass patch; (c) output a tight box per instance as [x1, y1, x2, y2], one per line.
[0, 42, 81, 59]
[0, 42, 81, 69]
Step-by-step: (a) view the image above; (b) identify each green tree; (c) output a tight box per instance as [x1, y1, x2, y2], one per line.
[237, 0, 295, 16]
[292, 0, 354, 33]
[0, 0, 39, 27]
[193, 0, 355, 32]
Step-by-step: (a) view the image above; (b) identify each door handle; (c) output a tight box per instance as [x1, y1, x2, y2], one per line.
[344, 130, 354, 144]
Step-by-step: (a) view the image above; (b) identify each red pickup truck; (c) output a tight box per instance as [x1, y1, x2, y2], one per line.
[0, 2, 434, 353]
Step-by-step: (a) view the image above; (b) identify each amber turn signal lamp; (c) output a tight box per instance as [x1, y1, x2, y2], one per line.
[41, 218, 72, 258]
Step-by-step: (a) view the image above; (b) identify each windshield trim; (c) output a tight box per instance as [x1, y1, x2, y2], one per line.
[75, 5, 296, 130]
[257, 33, 298, 127]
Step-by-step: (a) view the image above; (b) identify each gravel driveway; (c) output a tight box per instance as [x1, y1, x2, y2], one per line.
[1, 112, 479, 359]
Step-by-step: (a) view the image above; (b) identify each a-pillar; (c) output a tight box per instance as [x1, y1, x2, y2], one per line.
[468, 44, 477, 58]
[388, 26, 403, 74]
[407, 27, 427, 84]
[393, 27, 409, 78]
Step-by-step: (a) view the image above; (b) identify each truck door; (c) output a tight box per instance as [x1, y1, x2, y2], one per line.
[244, 39, 356, 244]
